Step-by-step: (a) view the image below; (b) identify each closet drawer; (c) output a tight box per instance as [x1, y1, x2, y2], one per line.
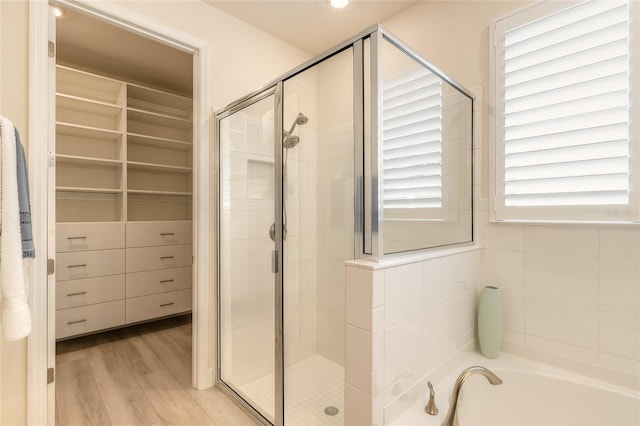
[56, 249, 125, 281]
[126, 267, 192, 298]
[57, 222, 125, 252]
[56, 300, 125, 339]
[56, 274, 125, 310]
[125, 289, 191, 324]
[126, 221, 192, 248]
[125, 244, 191, 273]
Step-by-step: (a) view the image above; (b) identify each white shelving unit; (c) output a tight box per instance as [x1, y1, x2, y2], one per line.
[55, 65, 193, 340]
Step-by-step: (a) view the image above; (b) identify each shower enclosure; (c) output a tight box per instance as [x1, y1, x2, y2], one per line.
[215, 25, 473, 426]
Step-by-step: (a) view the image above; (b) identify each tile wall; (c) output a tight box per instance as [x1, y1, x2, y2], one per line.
[344, 247, 481, 425]
[476, 215, 640, 375]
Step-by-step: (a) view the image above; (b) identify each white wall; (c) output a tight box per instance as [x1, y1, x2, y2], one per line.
[0, 1, 30, 424]
[112, 0, 311, 111]
[0, 0, 310, 423]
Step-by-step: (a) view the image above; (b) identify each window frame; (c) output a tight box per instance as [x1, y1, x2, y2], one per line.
[489, 0, 640, 224]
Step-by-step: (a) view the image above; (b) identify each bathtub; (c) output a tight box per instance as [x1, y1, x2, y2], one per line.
[389, 352, 640, 426]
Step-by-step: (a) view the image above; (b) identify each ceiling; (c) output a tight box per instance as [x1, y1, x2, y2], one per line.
[204, 0, 420, 55]
[56, 8, 193, 96]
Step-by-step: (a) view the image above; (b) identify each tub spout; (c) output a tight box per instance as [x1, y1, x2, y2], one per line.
[442, 366, 502, 426]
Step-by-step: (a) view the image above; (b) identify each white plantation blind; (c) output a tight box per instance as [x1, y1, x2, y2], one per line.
[492, 0, 639, 222]
[382, 68, 442, 209]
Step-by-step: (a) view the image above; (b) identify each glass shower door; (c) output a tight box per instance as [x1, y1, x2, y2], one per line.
[219, 92, 277, 423]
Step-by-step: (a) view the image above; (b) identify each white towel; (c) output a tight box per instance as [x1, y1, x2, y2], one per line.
[0, 116, 32, 341]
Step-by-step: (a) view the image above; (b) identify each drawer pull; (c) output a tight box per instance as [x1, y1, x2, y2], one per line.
[160, 256, 174, 260]
[67, 319, 87, 325]
[160, 302, 175, 307]
[67, 264, 87, 268]
[66, 291, 87, 297]
[67, 236, 87, 240]
[160, 232, 175, 236]
[160, 279, 175, 284]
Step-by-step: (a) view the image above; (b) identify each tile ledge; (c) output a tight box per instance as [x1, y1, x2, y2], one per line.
[345, 244, 481, 270]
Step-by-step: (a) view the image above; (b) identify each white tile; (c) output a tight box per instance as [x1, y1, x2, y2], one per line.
[599, 227, 640, 260]
[502, 329, 525, 346]
[371, 308, 384, 370]
[228, 267, 259, 300]
[346, 325, 372, 394]
[422, 303, 450, 359]
[481, 249, 524, 291]
[449, 290, 475, 339]
[450, 250, 481, 296]
[599, 258, 640, 309]
[345, 384, 371, 426]
[525, 295, 598, 349]
[476, 211, 525, 250]
[598, 352, 640, 375]
[599, 306, 640, 360]
[384, 316, 423, 386]
[330, 311, 346, 342]
[525, 253, 598, 303]
[384, 263, 423, 327]
[372, 270, 385, 308]
[422, 257, 452, 309]
[346, 266, 372, 330]
[371, 368, 385, 426]
[502, 289, 524, 333]
[525, 334, 598, 364]
[525, 225, 598, 256]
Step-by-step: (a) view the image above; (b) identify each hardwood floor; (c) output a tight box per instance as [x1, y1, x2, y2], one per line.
[56, 316, 259, 426]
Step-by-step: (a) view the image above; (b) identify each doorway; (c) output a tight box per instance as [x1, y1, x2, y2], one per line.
[28, 1, 211, 424]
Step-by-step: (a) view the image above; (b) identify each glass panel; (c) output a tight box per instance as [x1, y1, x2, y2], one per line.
[380, 37, 473, 254]
[282, 48, 354, 425]
[219, 94, 276, 423]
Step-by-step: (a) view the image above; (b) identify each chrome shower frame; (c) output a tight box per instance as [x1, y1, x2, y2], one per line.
[213, 24, 475, 426]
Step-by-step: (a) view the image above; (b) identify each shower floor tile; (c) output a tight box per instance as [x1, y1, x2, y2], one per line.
[239, 354, 344, 426]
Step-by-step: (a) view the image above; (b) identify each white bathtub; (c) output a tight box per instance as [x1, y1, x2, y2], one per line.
[389, 352, 640, 426]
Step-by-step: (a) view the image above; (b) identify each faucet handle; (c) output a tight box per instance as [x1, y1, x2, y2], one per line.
[425, 381, 439, 415]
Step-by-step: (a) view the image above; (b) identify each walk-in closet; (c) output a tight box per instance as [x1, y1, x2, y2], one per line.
[52, 7, 200, 424]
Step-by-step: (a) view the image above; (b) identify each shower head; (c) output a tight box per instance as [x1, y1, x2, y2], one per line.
[283, 134, 300, 149]
[295, 113, 308, 125]
[283, 112, 308, 149]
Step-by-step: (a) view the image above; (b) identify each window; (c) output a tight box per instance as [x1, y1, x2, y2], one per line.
[382, 67, 443, 210]
[491, 0, 639, 223]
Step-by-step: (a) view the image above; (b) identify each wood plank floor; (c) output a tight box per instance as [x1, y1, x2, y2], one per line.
[56, 316, 259, 426]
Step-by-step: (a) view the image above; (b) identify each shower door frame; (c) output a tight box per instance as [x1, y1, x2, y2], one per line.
[214, 84, 285, 425]
[214, 31, 369, 426]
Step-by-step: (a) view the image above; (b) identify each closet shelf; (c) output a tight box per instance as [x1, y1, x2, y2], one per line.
[127, 108, 192, 130]
[127, 83, 191, 110]
[127, 133, 192, 151]
[57, 93, 123, 116]
[127, 189, 192, 196]
[57, 155, 122, 167]
[127, 161, 192, 173]
[56, 122, 122, 139]
[57, 186, 123, 194]
[57, 65, 124, 105]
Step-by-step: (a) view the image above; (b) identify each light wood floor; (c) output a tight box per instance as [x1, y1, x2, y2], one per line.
[56, 316, 259, 426]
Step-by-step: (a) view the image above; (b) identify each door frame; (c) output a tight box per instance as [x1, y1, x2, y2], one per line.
[28, 1, 212, 424]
